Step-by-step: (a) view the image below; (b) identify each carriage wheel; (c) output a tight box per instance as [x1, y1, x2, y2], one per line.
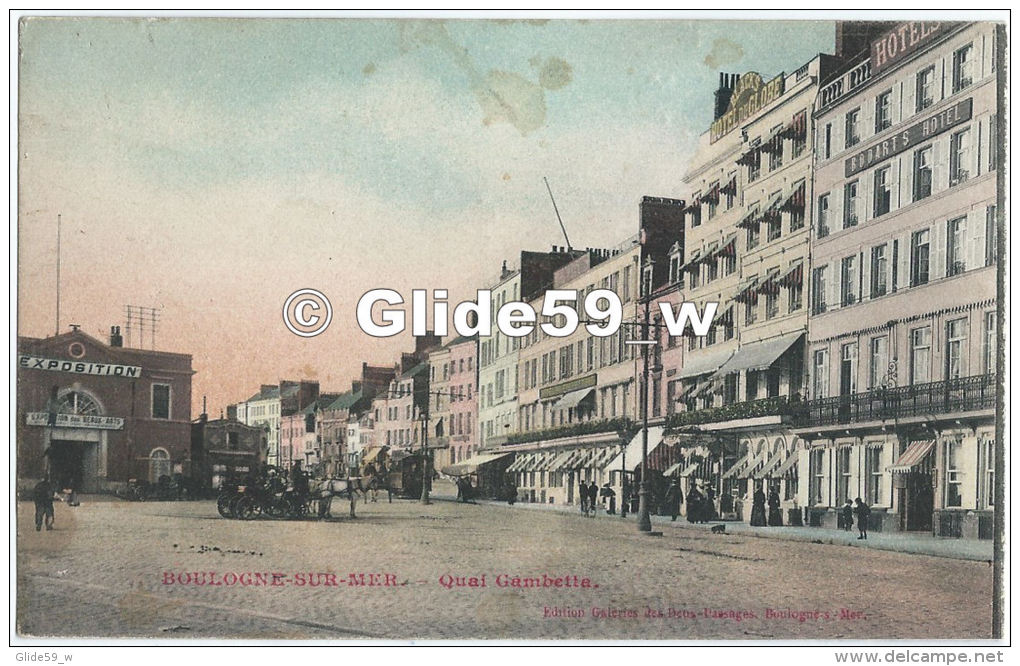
[265, 497, 287, 519]
[217, 495, 234, 518]
[235, 496, 258, 520]
[290, 500, 309, 519]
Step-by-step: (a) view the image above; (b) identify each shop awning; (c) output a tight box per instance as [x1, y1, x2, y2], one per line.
[507, 452, 536, 473]
[362, 447, 388, 464]
[555, 387, 595, 411]
[888, 440, 936, 473]
[774, 450, 800, 477]
[663, 460, 685, 476]
[777, 261, 804, 288]
[733, 275, 760, 302]
[683, 249, 702, 273]
[678, 461, 702, 477]
[757, 267, 782, 295]
[721, 453, 750, 480]
[605, 426, 665, 472]
[754, 449, 789, 479]
[440, 451, 514, 477]
[677, 347, 734, 379]
[714, 331, 803, 376]
[545, 449, 575, 472]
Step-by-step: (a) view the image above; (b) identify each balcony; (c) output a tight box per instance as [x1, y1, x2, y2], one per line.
[819, 59, 872, 110]
[505, 418, 634, 446]
[791, 374, 996, 428]
[664, 396, 789, 432]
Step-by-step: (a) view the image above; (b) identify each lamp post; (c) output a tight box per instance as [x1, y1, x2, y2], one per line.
[636, 269, 653, 532]
[420, 408, 431, 505]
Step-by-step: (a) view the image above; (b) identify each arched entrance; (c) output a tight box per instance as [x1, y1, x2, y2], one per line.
[45, 388, 108, 493]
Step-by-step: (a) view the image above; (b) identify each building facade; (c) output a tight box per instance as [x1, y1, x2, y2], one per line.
[190, 415, 268, 491]
[794, 21, 999, 538]
[17, 327, 194, 492]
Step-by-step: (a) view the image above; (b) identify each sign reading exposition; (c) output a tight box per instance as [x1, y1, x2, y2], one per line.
[18, 355, 142, 377]
[25, 412, 125, 430]
[844, 97, 973, 178]
[710, 72, 786, 143]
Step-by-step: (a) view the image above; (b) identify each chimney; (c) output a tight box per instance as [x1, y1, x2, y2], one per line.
[109, 325, 123, 347]
[713, 72, 738, 120]
[226, 404, 238, 421]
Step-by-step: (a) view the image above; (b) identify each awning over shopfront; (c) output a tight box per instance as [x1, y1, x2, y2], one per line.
[677, 348, 734, 379]
[754, 449, 788, 479]
[440, 451, 514, 477]
[721, 453, 750, 480]
[605, 426, 665, 472]
[714, 331, 803, 376]
[361, 447, 388, 464]
[555, 387, 595, 411]
[774, 450, 800, 477]
[888, 440, 936, 473]
[662, 460, 685, 476]
[507, 452, 537, 473]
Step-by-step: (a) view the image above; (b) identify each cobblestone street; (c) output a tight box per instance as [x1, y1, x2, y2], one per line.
[16, 496, 993, 641]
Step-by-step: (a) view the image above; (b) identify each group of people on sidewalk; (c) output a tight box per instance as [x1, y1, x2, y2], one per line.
[749, 485, 785, 527]
[578, 480, 615, 517]
[841, 498, 872, 540]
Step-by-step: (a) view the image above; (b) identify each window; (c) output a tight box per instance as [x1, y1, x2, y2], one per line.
[748, 139, 761, 182]
[836, 447, 851, 506]
[952, 43, 974, 93]
[707, 255, 719, 282]
[949, 128, 971, 186]
[809, 448, 824, 505]
[865, 446, 883, 505]
[768, 127, 783, 171]
[840, 255, 858, 307]
[910, 326, 932, 385]
[708, 181, 719, 218]
[812, 349, 829, 399]
[841, 342, 858, 395]
[817, 193, 831, 238]
[823, 123, 833, 159]
[690, 193, 702, 228]
[873, 90, 893, 133]
[916, 66, 936, 112]
[983, 206, 996, 266]
[910, 229, 930, 286]
[946, 216, 967, 276]
[984, 311, 996, 375]
[765, 289, 778, 320]
[944, 438, 963, 507]
[843, 180, 859, 228]
[869, 336, 889, 389]
[845, 108, 861, 148]
[788, 276, 803, 314]
[152, 384, 170, 420]
[744, 295, 757, 326]
[747, 213, 760, 249]
[984, 438, 994, 508]
[988, 115, 998, 171]
[945, 318, 968, 380]
[873, 166, 891, 217]
[811, 266, 827, 315]
[913, 146, 933, 201]
[870, 244, 888, 297]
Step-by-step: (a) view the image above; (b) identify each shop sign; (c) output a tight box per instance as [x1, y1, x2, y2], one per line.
[26, 412, 125, 430]
[710, 72, 786, 143]
[844, 98, 972, 177]
[18, 355, 142, 378]
[539, 373, 597, 400]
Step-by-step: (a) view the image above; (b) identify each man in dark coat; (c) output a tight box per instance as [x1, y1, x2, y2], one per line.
[854, 497, 871, 540]
[579, 480, 589, 515]
[841, 499, 854, 531]
[686, 485, 703, 523]
[587, 481, 600, 517]
[33, 477, 57, 531]
[664, 480, 682, 521]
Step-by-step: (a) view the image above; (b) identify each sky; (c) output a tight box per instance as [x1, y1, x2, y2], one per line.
[16, 16, 835, 416]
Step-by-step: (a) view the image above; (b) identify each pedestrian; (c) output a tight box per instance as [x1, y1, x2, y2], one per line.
[506, 477, 517, 506]
[587, 480, 600, 517]
[704, 484, 717, 522]
[767, 487, 783, 526]
[854, 497, 871, 540]
[579, 480, 589, 515]
[686, 484, 703, 523]
[750, 484, 767, 526]
[600, 482, 616, 515]
[32, 477, 57, 532]
[841, 499, 854, 532]
[664, 480, 681, 521]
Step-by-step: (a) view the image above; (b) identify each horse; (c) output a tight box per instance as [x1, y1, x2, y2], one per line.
[309, 477, 362, 519]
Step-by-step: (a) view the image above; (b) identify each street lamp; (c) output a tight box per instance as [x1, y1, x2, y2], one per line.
[637, 258, 655, 533]
[420, 408, 432, 505]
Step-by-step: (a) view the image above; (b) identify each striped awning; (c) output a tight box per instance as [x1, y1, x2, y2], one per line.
[546, 449, 575, 472]
[678, 460, 702, 477]
[888, 440, 936, 473]
[774, 450, 800, 477]
[663, 460, 686, 476]
[754, 449, 788, 479]
[721, 453, 750, 480]
[507, 452, 536, 473]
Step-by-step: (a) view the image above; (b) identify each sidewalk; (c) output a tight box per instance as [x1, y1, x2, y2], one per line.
[431, 488, 993, 562]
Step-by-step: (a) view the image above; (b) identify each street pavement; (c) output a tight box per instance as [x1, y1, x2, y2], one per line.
[15, 493, 994, 641]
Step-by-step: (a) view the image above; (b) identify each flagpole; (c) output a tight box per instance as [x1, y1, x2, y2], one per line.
[55, 214, 61, 336]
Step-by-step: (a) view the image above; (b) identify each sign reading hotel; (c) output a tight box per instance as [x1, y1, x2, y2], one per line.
[19, 355, 142, 378]
[26, 412, 125, 430]
[844, 98, 973, 177]
[710, 72, 786, 143]
[870, 22, 961, 75]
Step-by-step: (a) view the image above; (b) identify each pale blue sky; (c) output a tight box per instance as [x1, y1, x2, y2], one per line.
[18, 17, 835, 413]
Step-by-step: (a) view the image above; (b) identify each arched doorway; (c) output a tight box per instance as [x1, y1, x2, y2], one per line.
[46, 388, 107, 493]
[149, 448, 171, 483]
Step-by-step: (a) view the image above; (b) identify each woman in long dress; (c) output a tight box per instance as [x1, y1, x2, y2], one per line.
[767, 488, 784, 526]
[749, 485, 767, 526]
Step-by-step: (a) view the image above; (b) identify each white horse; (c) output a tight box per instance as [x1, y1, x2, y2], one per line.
[310, 477, 362, 519]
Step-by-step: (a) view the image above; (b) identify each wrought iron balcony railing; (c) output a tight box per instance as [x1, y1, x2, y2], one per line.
[790, 374, 996, 428]
[665, 395, 789, 432]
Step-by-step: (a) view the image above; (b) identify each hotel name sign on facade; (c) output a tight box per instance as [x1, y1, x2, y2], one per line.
[710, 72, 786, 143]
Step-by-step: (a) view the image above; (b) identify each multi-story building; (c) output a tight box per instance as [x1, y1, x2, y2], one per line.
[369, 334, 441, 454]
[17, 326, 194, 492]
[190, 413, 268, 490]
[430, 335, 478, 467]
[317, 364, 394, 475]
[478, 250, 582, 448]
[233, 379, 318, 466]
[670, 53, 835, 520]
[793, 21, 999, 539]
